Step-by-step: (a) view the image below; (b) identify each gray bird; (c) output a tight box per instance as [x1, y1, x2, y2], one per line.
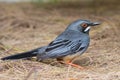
[1, 19, 100, 68]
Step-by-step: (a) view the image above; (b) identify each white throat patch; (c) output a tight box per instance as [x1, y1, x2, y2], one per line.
[84, 26, 91, 32]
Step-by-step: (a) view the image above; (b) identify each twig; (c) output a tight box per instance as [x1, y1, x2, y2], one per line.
[1, 46, 14, 54]
[24, 66, 42, 80]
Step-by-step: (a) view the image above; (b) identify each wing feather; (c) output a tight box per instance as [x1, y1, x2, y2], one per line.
[40, 39, 86, 59]
[46, 39, 71, 52]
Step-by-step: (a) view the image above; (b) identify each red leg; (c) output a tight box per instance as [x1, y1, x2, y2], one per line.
[67, 62, 84, 69]
[59, 61, 84, 69]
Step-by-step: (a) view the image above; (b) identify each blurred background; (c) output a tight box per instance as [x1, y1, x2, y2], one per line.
[0, 0, 120, 80]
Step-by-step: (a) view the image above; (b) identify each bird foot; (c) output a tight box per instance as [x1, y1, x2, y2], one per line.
[59, 61, 84, 70]
[67, 62, 84, 70]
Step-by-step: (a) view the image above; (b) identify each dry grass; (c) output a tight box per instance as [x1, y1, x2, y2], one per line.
[0, 3, 120, 80]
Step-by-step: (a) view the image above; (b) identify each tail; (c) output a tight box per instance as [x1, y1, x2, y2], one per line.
[1, 48, 39, 60]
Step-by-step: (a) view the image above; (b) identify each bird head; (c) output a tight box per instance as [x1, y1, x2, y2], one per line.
[67, 19, 100, 34]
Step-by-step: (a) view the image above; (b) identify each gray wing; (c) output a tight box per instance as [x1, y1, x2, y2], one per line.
[40, 39, 87, 59]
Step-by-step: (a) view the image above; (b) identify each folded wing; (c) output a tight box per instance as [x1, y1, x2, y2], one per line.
[39, 39, 86, 59]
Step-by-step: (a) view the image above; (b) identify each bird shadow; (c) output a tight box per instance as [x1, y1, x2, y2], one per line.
[26, 57, 92, 68]
[43, 57, 92, 68]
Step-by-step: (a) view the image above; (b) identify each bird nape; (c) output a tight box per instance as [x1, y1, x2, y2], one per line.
[1, 19, 100, 69]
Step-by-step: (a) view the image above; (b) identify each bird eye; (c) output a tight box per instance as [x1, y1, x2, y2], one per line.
[81, 23, 88, 28]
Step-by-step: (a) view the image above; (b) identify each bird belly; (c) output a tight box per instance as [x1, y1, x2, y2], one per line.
[62, 53, 81, 63]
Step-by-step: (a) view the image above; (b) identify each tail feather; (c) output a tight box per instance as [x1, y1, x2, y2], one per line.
[1, 49, 38, 60]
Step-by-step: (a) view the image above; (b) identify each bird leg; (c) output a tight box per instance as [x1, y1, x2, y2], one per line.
[58, 60, 84, 70]
[67, 62, 84, 69]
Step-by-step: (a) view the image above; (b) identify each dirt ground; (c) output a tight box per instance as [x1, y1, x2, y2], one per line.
[0, 3, 120, 80]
